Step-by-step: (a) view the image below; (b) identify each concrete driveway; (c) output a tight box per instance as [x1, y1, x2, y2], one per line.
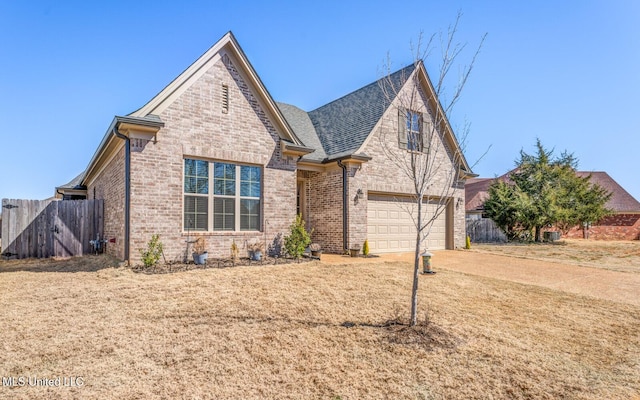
[321, 251, 640, 307]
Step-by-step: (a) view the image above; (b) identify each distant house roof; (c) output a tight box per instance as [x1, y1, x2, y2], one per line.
[278, 64, 416, 162]
[465, 170, 640, 214]
[465, 177, 494, 212]
[576, 171, 640, 213]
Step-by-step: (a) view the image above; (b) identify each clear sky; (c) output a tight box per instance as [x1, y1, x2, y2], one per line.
[1, 0, 639, 202]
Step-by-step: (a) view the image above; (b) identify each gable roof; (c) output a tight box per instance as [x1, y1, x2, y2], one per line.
[307, 64, 416, 160]
[130, 31, 306, 148]
[278, 62, 473, 175]
[69, 31, 314, 190]
[465, 170, 640, 213]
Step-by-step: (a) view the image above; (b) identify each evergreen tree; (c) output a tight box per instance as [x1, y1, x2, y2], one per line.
[484, 139, 612, 241]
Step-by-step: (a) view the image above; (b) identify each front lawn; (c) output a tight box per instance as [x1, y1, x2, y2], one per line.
[1, 256, 638, 399]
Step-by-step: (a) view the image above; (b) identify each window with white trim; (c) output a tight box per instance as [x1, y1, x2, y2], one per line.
[184, 158, 262, 231]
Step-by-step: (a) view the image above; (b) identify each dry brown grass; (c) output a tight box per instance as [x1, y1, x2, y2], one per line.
[1, 255, 639, 399]
[473, 239, 640, 273]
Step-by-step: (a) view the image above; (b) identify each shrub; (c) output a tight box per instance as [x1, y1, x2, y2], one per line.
[193, 237, 206, 254]
[362, 240, 370, 256]
[268, 233, 284, 257]
[140, 234, 163, 268]
[465, 235, 471, 249]
[284, 215, 311, 259]
[249, 241, 265, 253]
[230, 240, 239, 261]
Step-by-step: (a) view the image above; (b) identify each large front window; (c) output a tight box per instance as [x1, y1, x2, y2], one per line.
[184, 159, 262, 231]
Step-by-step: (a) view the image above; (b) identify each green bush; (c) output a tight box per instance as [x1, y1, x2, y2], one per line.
[140, 234, 163, 268]
[362, 239, 370, 256]
[284, 215, 311, 259]
[465, 235, 471, 249]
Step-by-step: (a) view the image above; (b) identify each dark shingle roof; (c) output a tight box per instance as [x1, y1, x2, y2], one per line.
[278, 64, 416, 162]
[57, 172, 86, 190]
[307, 64, 416, 158]
[276, 102, 327, 161]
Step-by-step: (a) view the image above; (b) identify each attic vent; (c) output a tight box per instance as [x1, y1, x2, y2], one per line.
[222, 84, 229, 113]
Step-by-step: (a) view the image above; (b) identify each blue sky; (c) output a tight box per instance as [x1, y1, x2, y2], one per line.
[1, 0, 639, 202]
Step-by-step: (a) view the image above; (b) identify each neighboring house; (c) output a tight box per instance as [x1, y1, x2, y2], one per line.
[465, 171, 640, 240]
[56, 32, 474, 264]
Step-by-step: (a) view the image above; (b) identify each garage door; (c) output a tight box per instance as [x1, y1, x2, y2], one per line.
[367, 194, 447, 253]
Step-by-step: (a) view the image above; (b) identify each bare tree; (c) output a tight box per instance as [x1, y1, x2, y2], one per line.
[378, 13, 485, 326]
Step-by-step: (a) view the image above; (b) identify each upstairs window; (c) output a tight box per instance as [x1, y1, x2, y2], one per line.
[398, 109, 423, 152]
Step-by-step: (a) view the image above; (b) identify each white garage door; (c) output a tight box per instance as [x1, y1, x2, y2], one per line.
[367, 194, 447, 253]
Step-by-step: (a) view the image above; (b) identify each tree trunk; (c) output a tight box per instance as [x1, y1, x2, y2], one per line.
[535, 226, 542, 242]
[410, 198, 422, 327]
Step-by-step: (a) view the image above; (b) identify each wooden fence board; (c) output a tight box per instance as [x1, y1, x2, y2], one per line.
[1, 199, 104, 258]
[466, 217, 508, 243]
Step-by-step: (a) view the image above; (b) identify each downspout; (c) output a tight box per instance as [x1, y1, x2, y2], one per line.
[113, 124, 131, 264]
[337, 160, 348, 253]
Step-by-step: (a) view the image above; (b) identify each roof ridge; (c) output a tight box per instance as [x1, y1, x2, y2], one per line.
[310, 63, 416, 113]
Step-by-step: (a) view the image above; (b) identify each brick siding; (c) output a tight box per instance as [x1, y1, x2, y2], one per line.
[87, 147, 126, 259]
[560, 214, 640, 240]
[90, 53, 297, 264]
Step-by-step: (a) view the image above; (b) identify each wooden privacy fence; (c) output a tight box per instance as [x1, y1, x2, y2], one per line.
[1, 199, 104, 259]
[466, 217, 507, 243]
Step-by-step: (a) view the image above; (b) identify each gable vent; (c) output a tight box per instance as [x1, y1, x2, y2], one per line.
[222, 84, 229, 113]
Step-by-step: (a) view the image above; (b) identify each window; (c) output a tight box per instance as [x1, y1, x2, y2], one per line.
[184, 159, 262, 231]
[184, 159, 209, 231]
[398, 109, 423, 151]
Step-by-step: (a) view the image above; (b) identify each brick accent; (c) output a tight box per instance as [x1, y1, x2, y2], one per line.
[305, 168, 344, 253]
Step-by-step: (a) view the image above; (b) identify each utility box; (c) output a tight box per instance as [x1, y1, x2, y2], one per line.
[544, 231, 561, 242]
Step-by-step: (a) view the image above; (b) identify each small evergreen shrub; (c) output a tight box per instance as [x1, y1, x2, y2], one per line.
[362, 239, 370, 257]
[465, 235, 471, 249]
[140, 234, 163, 268]
[284, 215, 311, 259]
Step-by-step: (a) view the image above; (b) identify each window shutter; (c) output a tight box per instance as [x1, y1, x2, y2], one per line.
[398, 108, 408, 149]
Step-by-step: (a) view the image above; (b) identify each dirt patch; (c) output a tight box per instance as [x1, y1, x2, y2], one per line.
[0, 255, 121, 273]
[1, 255, 638, 399]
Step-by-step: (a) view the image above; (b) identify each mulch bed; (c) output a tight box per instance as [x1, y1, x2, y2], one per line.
[131, 255, 315, 274]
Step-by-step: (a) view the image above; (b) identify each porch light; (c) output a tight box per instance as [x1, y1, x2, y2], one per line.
[356, 188, 364, 200]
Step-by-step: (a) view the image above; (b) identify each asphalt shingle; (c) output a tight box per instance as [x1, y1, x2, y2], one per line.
[278, 64, 416, 162]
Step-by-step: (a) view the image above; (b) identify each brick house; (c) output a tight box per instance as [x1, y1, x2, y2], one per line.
[57, 32, 474, 263]
[465, 171, 640, 240]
